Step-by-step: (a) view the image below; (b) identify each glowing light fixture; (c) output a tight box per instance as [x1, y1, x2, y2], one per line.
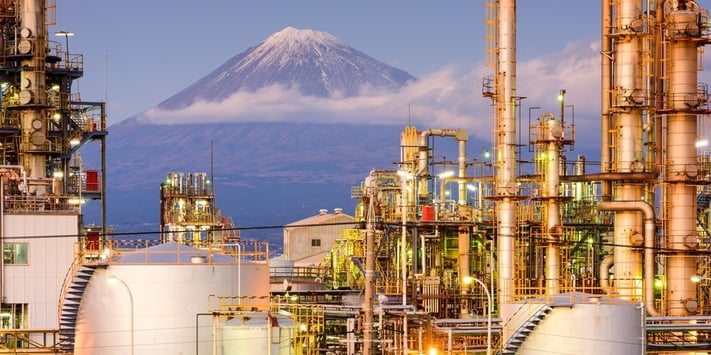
[691, 275, 709, 283]
[437, 170, 454, 179]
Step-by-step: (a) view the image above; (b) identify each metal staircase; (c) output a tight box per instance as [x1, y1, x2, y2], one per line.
[698, 185, 711, 211]
[499, 305, 552, 355]
[58, 264, 102, 353]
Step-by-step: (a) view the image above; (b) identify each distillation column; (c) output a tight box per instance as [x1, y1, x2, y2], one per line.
[19, 0, 50, 194]
[541, 114, 564, 295]
[610, 0, 645, 300]
[664, 1, 703, 316]
[495, 0, 518, 309]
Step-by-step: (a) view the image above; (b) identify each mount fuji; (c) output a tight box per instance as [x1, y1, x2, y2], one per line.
[94, 27, 432, 243]
[157, 26, 416, 110]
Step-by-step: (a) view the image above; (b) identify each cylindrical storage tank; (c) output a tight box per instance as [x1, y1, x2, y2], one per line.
[73, 242, 270, 355]
[221, 312, 294, 355]
[503, 294, 644, 355]
[270, 258, 295, 293]
[421, 205, 434, 221]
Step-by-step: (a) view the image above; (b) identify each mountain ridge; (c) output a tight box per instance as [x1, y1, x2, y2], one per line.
[153, 26, 416, 112]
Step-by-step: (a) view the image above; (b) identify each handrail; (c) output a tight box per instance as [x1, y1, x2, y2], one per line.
[56, 254, 81, 330]
[0, 328, 60, 353]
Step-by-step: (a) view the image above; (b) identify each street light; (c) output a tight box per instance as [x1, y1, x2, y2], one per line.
[54, 30, 74, 66]
[462, 275, 491, 355]
[107, 275, 134, 355]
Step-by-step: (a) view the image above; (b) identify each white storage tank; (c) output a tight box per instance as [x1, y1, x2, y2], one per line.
[73, 242, 270, 355]
[502, 293, 644, 354]
[220, 312, 294, 354]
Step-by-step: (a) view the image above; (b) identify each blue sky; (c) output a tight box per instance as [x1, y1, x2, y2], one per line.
[55, 1, 598, 115]
[51, 1, 638, 152]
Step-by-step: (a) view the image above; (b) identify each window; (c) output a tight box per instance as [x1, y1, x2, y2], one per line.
[0, 303, 28, 329]
[311, 239, 321, 247]
[3, 243, 28, 265]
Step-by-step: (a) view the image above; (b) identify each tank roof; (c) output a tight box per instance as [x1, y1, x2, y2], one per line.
[113, 241, 236, 264]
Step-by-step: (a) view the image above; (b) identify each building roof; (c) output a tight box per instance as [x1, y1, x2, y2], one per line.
[285, 208, 356, 227]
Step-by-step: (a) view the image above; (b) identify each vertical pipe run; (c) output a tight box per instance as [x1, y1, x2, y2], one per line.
[401, 175, 408, 307]
[601, 0, 613, 199]
[496, 0, 517, 308]
[598, 201, 660, 316]
[0, 177, 3, 303]
[363, 175, 376, 355]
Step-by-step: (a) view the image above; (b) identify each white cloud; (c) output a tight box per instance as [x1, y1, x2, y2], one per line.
[137, 40, 602, 147]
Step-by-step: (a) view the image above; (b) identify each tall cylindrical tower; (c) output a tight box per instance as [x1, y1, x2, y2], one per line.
[664, 2, 702, 317]
[495, 0, 517, 308]
[19, 0, 50, 193]
[611, 0, 646, 300]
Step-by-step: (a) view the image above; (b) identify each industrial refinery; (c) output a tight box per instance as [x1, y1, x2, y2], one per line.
[0, 0, 710, 354]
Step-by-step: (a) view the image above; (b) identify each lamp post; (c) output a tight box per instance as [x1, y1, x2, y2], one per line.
[108, 275, 134, 355]
[54, 30, 73, 67]
[462, 275, 491, 355]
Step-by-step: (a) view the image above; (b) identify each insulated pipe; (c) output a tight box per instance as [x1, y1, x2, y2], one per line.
[363, 173, 376, 355]
[401, 175, 408, 307]
[457, 138, 467, 204]
[600, 0, 613, 200]
[599, 255, 614, 294]
[416, 129, 468, 204]
[0, 177, 3, 303]
[496, 0, 517, 309]
[560, 172, 657, 183]
[598, 201, 660, 316]
[655, 0, 667, 174]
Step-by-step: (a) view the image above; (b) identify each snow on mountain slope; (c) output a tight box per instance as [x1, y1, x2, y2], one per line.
[156, 27, 416, 110]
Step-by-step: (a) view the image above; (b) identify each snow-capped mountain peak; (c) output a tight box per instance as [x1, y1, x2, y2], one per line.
[157, 27, 416, 110]
[261, 26, 343, 49]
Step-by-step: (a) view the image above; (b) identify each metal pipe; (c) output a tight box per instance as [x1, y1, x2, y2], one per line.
[363, 174, 376, 355]
[560, 172, 657, 182]
[654, 0, 667, 176]
[1, 177, 4, 303]
[600, 0, 613, 199]
[599, 255, 614, 294]
[401, 175, 408, 307]
[598, 201, 660, 316]
[417, 128, 468, 202]
[420, 233, 426, 277]
[457, 138, 467, 204]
